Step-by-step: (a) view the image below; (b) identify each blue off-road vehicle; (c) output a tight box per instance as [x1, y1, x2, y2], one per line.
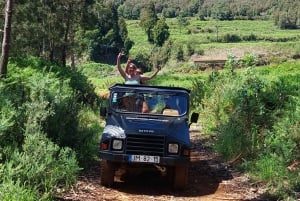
[99, 84, 199, 189]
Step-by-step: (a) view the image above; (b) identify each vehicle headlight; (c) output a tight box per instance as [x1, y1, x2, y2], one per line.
[112, 139, 123, 150]
[168, 143, 179, 154]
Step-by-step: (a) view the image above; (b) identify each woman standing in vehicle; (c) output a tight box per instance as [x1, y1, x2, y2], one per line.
[117, 52, 160, 85]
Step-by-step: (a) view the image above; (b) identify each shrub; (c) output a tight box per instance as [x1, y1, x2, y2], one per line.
[134, 52, 152, 71]
[0, 68, 81, 199]
[0, 56, 100, 199]
[199, 61, 300, 198]
[224, 53, 239, 75]
[196, 49, 204, 56]
[186, 43, 195, 56]
[1, 133, 79, 200]
[0, 179, 39, 201]
[202, 67, 297, 159]
[190, 77, 207, 112]
[242, 33, 257, 41]
[0, 98, 17, 149]
[239, 53, 258, 67]
[221, 33, 241, 43]
[75, 107, 103, 166]
[176, 45, 184, 61]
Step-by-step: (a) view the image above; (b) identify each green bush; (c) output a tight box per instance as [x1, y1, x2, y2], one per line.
[242, 33, 257, 41]
[1, 133, 79, 200]
[239, 53, 258, 67]
[190, 77, 207, 112]
[0, 180, 39, 201]
[75, 107, 103, 166]
[0, 56, 100, 199]
[260, 96, 300, 190]
[6, 57, 100, 160]
[213, 119, 249, 160]
[221, 33, 241, 43]
[196, 61, 300, 198]
[0, 97, 17, 148]
[200, 65, 300, 160]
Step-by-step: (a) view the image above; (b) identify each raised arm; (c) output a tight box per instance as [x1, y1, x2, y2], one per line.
[117, 52, 127, 79]
[125, 57, 132, 74]
[141, 66, 160, 82]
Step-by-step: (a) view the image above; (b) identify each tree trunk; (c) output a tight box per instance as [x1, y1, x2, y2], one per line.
[0, 0, 13, 78]
[61, 2, 73, 67]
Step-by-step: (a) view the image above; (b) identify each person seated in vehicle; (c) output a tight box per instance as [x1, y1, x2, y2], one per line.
[120, 93, 149, 113]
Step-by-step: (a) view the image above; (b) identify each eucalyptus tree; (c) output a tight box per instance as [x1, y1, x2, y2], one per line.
[177, 13, 190, 34]
[118, 17, 134, 54]
[89, 0, 132, 62]
[12, 0, 94, 66]
[0, 0, 13, 78]
[139, 2, 158, 43]
[274, 0, 300, 29]
[152, 17, 169, 47]
[118, 1, 140, 19]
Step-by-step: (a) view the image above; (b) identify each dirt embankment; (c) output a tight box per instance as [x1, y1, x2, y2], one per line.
[57, 125, 264, 201]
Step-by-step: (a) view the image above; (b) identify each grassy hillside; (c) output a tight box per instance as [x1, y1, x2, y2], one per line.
[127, 18, 300, 60]
[84, 18, 299, 94]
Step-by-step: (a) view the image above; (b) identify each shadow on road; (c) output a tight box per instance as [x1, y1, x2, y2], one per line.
[107, 137, 234, 198]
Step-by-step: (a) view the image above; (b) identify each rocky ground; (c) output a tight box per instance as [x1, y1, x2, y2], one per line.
[57, 125, 267, 201]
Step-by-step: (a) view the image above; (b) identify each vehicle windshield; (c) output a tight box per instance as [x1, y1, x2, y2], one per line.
[111, 90, 188, 116]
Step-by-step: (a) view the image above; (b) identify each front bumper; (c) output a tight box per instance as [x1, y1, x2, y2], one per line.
[99, 151, 190, 166]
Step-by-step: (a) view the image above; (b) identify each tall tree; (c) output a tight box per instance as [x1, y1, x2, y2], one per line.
[11, 0, 90, 66]
[177, 13, 190, 34]
[0, 0, 13, 78]
[89, 1, 132, 62]
[139, 2, 158, 43]
[152, 17, 170, 47]
[274, 0, 299, 29]
[118, 17, 134, 53]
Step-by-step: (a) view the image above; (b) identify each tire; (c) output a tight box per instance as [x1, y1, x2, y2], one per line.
[173, 165, 188, 190]
[100, 160, 115, 187]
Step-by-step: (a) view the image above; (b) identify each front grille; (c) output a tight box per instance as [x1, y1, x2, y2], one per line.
[126, 134, 165, 156]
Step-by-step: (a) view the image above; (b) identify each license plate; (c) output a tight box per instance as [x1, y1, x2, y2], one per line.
[129, 155, 160, 163]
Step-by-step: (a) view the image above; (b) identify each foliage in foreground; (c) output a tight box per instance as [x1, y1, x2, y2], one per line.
[194, 61, 300, 199]
[0, 57, 101, 200]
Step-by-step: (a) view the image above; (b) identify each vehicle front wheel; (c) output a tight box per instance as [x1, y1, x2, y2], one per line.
[100, 160, 116, 187]
[173, 165, 188, 190]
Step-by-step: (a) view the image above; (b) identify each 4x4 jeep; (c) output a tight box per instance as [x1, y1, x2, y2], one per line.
[99, 84, 199, 189]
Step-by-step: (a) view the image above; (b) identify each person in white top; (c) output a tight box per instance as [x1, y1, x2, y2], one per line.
[117, 52, 160, 85]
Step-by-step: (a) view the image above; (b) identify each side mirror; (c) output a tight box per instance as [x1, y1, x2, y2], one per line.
[189, 112, 199, 127]
[190, 112, 199, 123]
[100, 106, 107, 117]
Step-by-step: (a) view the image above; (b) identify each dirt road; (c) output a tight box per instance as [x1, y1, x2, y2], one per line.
[57, 126, 264, 201]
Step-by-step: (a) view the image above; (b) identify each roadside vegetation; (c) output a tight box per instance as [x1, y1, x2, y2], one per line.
[195, 61, 300, 200]
[0, 0, 300, 200]
[0, 57, 103, 200]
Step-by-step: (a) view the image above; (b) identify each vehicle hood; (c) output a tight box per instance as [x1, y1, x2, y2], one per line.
[104, 114, 190, 144]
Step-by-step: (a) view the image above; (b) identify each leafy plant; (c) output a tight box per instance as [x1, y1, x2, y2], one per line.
[1, 133, 79, 200]
[240, 53, 258, 67]
[0, 56, 100, 199]
[224, 54, 238, 75]
[0, 179, 39, 201]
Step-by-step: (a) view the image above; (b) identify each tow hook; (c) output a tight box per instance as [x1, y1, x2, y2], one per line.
[154, 164, 166, 175]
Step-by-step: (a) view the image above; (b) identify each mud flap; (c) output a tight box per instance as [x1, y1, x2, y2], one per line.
[173, 165, 188, 190]
[100, 160, 116, 187]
